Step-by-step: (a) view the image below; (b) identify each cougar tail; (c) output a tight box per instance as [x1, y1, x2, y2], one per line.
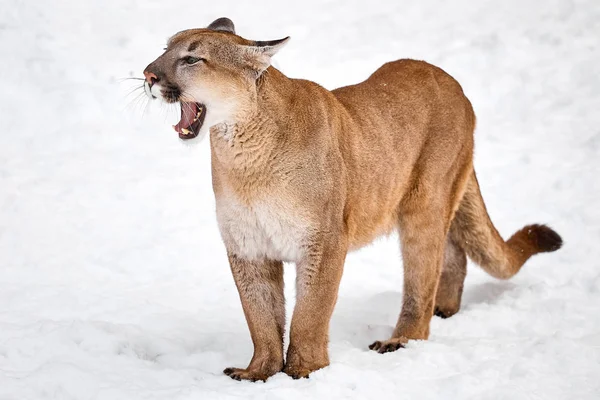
[450, 171, 562, 280]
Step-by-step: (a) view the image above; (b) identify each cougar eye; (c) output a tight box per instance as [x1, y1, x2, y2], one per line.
[184, 56, 203, 65]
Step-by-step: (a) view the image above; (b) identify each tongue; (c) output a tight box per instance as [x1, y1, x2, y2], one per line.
[174, 102, 198, 133]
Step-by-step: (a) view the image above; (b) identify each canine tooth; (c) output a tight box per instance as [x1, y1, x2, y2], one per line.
[196, 110, 202, 117]
[181, 128, 192, 135]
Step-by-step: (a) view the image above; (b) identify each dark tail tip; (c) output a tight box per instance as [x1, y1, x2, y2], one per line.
[524, 224, 563, 253]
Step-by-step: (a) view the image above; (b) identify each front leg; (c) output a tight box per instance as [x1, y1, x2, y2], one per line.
[284, 236, 348, 379]
[224, 253, 285, 382]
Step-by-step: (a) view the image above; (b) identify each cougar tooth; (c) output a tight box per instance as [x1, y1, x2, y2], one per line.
[181, 128, 192, 135]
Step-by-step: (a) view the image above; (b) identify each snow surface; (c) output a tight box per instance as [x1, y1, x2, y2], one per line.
[1, 0, 599, 398]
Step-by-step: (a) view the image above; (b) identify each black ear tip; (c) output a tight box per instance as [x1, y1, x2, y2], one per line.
[207, 17, 235, 34]
[254, 36, 291, 47]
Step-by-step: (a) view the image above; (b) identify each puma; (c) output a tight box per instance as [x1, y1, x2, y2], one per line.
[143, 17, 562, 381]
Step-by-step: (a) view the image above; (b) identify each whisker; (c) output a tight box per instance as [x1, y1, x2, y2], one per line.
[118, 77, 146, 83]
[162, 101, 176, 124]
[140, 96, 151, 118]
[157, 100, 169, 123]
[123, 91, 147, 115]
[121, 86, 146, 115]
[124, 85, 145, 98]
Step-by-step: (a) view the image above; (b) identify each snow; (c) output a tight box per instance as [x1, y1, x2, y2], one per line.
[1, 0, 599, 398]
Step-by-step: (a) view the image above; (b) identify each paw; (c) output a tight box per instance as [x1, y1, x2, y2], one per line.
[283, 365, 313, 379]
[369, 337, 407, 354]
[223, 367, 274, 382]
[283, 362, 328, 379]
[284, 345, 329, 379]
[434, 306, 458, 319]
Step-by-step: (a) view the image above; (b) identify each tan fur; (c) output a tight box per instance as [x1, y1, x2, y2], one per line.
[144, 19, 562, 381]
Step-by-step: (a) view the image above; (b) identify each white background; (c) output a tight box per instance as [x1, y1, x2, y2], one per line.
[1, 0, 598, 398]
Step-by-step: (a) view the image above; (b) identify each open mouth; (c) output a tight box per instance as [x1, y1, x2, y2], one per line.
[173, 102, 207, 140]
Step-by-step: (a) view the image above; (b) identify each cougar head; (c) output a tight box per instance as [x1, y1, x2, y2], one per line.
[143, 17, 289, 141]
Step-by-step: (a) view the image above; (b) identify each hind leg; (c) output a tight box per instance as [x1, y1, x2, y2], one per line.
[370, 201, 448, 353]
[434, 237, 467, 319]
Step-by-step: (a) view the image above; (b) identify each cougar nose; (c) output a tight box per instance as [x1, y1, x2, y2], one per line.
[144, 70, 159, 86]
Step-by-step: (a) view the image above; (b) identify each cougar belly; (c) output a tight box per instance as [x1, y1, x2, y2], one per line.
[215, 194, 309, 263]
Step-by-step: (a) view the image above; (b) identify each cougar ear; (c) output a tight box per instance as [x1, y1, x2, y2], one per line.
[207, 17, 235, 34]
[241, 37, 291, 75]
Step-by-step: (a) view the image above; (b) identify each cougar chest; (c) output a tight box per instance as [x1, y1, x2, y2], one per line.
[216, 192, 307, 263]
